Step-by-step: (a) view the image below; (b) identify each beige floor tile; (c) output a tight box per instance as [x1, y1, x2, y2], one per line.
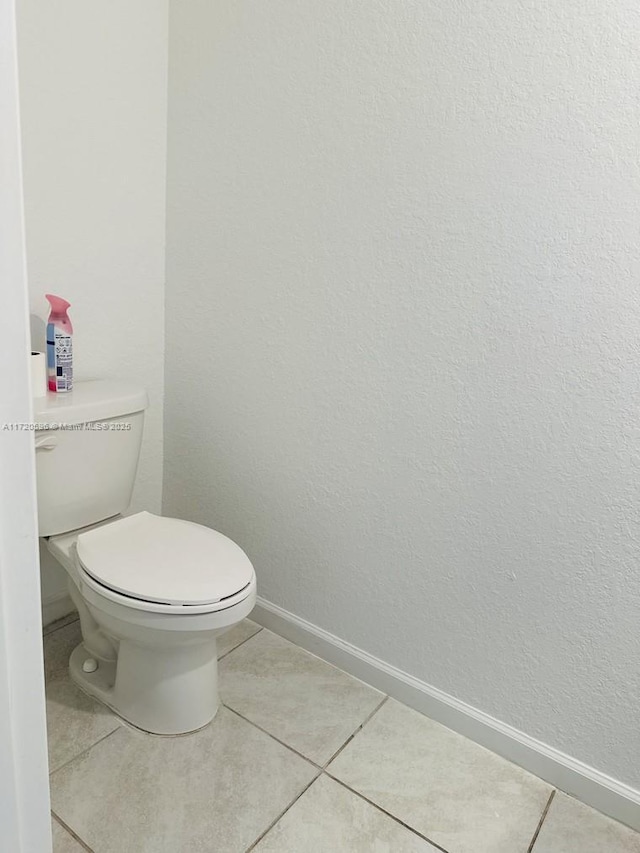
[46, 676, 121, 772]
[44, 620, 82, 683]
[44, 612, 79, 636]
[255, 773, 440, 852]
[328, 699, 552, 853]
[533, 792, 640, 853]
[52, 817, 86, 852]
[217, 618, 262, 658]
[219, 630, 383, 765]
[50, 706, 318, 853]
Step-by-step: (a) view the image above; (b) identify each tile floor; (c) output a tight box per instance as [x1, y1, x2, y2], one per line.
[44, 616, 640, 853]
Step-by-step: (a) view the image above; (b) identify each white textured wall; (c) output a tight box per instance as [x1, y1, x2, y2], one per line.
[165, 0, 640, 787]
[17, 0, 168, 610]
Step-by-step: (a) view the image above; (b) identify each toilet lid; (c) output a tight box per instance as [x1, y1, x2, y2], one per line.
[76, 512, 254, 606]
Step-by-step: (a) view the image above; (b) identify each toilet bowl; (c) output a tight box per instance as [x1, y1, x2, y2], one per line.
[35, 380, 257, 735]
[48, 512, 256, 734]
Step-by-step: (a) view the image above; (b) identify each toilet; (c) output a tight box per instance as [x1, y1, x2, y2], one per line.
[35, 380, 256, 735]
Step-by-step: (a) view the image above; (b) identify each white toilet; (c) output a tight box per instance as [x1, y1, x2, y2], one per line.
[35, 380, 256, 735]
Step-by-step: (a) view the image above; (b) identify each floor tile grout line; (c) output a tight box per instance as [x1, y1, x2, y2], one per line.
[244, 772, 322, 852]
[223, 696, 390, 773]
[322, 694, 389, 769]
[527, 788, 556, 853]
[323, 772, 451, 853]
[43, 615, 80, 637]
[222, 703, 324, 770]
[49, 725, 122, 777]
[51, 811, 95, 852]
[217, 626, 264, 662]
[221, 650, 388, 772]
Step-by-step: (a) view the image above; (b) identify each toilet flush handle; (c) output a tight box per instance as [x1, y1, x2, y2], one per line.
[35, 433, 58, 451]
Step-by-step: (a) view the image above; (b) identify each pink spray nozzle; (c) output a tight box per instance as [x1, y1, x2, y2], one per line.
[45, 294, 73, 334]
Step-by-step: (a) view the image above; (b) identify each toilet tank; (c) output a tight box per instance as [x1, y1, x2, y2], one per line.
[34, 381, 148, 536]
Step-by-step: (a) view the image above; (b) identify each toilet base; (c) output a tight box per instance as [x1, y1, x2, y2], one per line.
[69, 638, 220, 736]
[70, 643, 117, 708]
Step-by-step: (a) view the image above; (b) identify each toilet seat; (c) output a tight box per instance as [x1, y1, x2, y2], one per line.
[76, 560, 256, 616]
[76, 511, 254, 608]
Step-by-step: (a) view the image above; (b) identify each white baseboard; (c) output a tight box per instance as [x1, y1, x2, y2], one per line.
[252, 596, 640, 832]
[42, 591, 75, 628]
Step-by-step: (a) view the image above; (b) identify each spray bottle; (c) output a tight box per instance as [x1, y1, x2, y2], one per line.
[45, 294, 73, 392]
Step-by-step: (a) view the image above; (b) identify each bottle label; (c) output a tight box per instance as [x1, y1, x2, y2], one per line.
[47, 323, 73, 392]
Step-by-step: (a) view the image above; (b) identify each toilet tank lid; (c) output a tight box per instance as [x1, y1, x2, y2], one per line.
[34, 380, 148, 426]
